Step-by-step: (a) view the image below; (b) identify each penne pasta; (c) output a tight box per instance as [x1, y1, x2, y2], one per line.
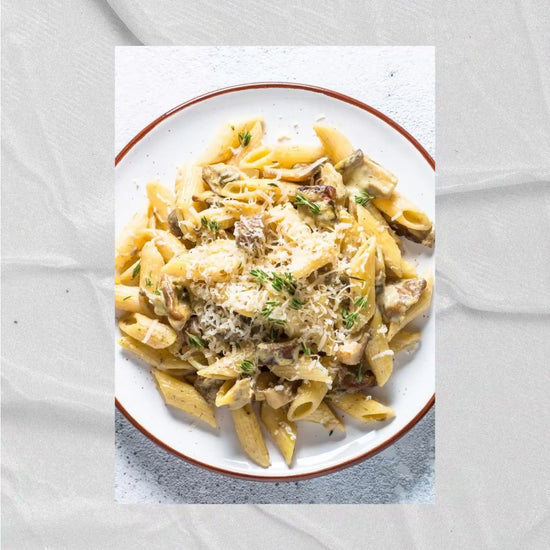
[312, 124, 354, 163]
[287, 380, 328, 421]
[231, 404, 270, 468]
[271, 143, 326, 168]
[365, 307, 393, 386]
[119, 336, 196, 373]
[152, 368, 217, 427]
[330, 394, 395, 422]
[215, 378, 252, 409]
[301, 400, 345, 432]
[260, 402, 297, 465]
[119, 313, 177, 349]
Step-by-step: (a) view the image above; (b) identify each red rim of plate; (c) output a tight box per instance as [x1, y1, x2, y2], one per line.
[115, 82, 435, 482]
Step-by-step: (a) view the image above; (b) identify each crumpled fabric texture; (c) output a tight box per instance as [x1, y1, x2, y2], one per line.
[115, 45, 435, 504]
[2, 0, 549, 549]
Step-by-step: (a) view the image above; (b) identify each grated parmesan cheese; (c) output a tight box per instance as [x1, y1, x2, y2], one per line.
[141, 320, 159, 345]
[371, 349, 394, 360]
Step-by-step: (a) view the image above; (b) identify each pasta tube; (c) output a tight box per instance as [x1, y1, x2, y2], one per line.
[231, 404, 270, 468]
[152, 368, 217, 427]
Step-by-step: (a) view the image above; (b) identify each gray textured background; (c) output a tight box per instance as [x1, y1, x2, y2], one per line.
[2, 0, 549, 548]
[115, 46, 435, 504]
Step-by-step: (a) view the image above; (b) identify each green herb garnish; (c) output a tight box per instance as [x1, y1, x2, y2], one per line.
[122, 295, 132, 301]
[355, 190, 373, 207]
[354, 296, 369, 309]
[301, 342, 312, 356]
[238, 128, 252, 147]
[186, 332, 204, 348]
[250, 269, 269, 287]
[240, 359, 256, 375]
[262, 300, 280, 318]
[342, 308, 359, 330]
[289, 297, 303, 310]
[356, 363, 363, 382]
[295, 193, 321, 215]
[267, 182, 279, 187]
[201, 216, 220, 233]
[268, 318, 287, 326]
[145, 277, 153, 287]
[132, 261, 141, 278]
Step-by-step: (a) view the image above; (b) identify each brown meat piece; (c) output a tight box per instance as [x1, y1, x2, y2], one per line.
[256, 339, 300, 366]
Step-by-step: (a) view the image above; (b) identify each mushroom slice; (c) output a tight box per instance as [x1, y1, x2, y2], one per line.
[234, 214, 266, 256]
[160, 276, 192, 330]
[378, 278, 427, 323]
[387, 220, 435, 248]
[339, 151, 397, 198]
[295, 184, 337, 226]
[334, 149, 364, 172]
[336, 333, 370, 366]
[332, 364, 377, 393]
[256, 340, 300, 367]
[202, 163, 242, 192]
[194, 377, 225, 405]
[263, 157, 328, 182]
[167, 209, 183, 238]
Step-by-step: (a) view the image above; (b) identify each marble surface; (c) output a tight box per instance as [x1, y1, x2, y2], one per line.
[115, 46, 435, 503]
[2, 0, 549, 548]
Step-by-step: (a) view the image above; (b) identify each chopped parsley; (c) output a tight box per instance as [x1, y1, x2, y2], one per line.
[186, 332, 204, 348]
[132, 261, 141, 279]
[355, 190, 373, 207]
[240, 359, 256, 375]
[238, 128, 252, 147]
[294, 193, 321, 215]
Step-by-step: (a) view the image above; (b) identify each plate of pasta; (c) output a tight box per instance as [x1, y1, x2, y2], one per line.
[115, 83, 434, 480]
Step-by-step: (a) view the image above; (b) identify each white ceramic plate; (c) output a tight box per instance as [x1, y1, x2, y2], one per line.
[115, 83, 435, 480]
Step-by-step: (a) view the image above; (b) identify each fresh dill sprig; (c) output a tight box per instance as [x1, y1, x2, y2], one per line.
[354, 296, 369, 310]
[240, 359, 256, 375]
[201, 216, 220, 233]
[342, 308, 359, 330]
[186, 332, 204, 348]
[250, 269, 269, 287]
[238, 128, 252, 147]
[355, 190, 373, 207]
[262, 300, 280, 318]
[301, 342, 312, 356]
[294, 193, 321, 215]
